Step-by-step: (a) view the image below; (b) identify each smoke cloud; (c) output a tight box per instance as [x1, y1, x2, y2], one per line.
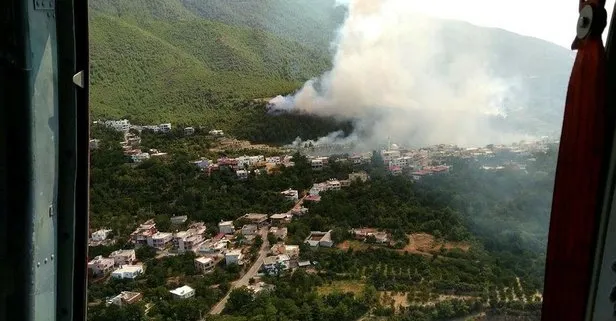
[270, 0, 534, 149]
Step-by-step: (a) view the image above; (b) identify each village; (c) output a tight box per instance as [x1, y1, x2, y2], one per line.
[87, 119, 557, 315]
[91, 119, 555, 182]
[87, 169, 377, 311]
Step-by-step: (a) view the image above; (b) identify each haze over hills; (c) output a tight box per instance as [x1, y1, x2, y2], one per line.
[89, 0, 573, 144]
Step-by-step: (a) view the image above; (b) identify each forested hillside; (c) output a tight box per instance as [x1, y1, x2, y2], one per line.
[89, 0, 334, 125]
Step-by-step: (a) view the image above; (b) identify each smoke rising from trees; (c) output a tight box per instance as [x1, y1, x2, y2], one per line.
[270, 0, 535, 148]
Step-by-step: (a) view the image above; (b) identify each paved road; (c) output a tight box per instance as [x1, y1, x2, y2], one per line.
[209, 227, 270, 315]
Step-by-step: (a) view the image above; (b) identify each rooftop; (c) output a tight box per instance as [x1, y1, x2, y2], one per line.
[195, 257, 213, 264]
[110, 249, 135, 257]
[243, 213, 268, 221]
[113, 265, 143, 273]
[170, 285, 194, 296]
[226, 249, 242, 256]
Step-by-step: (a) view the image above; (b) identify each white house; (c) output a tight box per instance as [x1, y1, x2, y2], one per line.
[170, 285, 195, 300]
[209, 129, 224, 136]
[280, 189, 299, 201]
[305, 231, 334, 247]
[159, 123, 172, 133]
[104, 119, 130, 132]
[194, 257, 215, 274]
[109, 249, 136, 266]
[225, 249, 243, 266]
[236, 170, 249, 180]
[88, 256, 115, 276]
[111, 265, 143, 280]
[91, 229, 112, 242]
[237, 156, 251, 169]
[147, 232, 173, 249]
[176, 234, 203, 253]
[218, 221, 235, 234]
[184, 127, 195, 136]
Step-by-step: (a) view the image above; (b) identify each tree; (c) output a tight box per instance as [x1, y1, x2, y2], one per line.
[88, 304, 144, 321]
[154, 214, 171, 232]
[226, 287, 254, 314]
[136, 246, 156, 261]
[331, 227, 350, 244]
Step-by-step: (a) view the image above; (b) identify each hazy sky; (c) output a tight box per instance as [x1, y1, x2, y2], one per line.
[342, 0, 615, 48]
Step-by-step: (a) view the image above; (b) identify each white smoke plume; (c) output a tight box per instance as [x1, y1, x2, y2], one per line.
[270, 0, 531, 149]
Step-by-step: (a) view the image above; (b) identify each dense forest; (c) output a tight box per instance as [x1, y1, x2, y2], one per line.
[89, 0, 334, 125]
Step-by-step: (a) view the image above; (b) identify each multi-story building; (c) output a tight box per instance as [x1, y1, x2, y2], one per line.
[241, 213, 268, 227]
[311, 159, 323, 171]
[147, 232, 173, 249]
[159, 123, 172, 133]
[104, 119, 130, 132]
[269, 213, 292, 226]
[280, 189, 299, 201]
[130, 219, 158, 246]
[218, 221, 235, 234]
[225, 249, 243, 266]
[88, 256, 115, 276]
[327, 179, 341, 190]
[111, 265, 144, 280]
[194, 257, 215, 274]
[109, 249, 136, 266]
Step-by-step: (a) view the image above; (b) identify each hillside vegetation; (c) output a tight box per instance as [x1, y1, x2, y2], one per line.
[89, 0, 334, 126]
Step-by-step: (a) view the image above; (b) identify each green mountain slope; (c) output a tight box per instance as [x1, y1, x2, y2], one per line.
[89, 0, 332, 124]
[179, 0, 346, 50]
